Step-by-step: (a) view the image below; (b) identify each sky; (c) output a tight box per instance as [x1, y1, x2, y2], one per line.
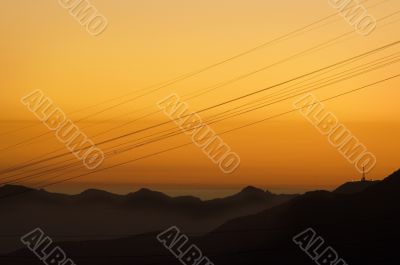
[0, 0, 399, 198]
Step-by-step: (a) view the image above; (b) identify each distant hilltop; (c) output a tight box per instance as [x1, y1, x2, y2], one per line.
[333, 179, 380, 194]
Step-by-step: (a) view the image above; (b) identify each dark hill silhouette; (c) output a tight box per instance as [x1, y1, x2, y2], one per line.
[3, 170, 398, 265]
[0, 185, 295, 254]
[333, 179, 380, 194]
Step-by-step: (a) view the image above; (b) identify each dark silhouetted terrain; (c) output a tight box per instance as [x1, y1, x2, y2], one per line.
[333, 179, 380, 194]
[0, 185, 295, 254]
[2, 169, 399, 265]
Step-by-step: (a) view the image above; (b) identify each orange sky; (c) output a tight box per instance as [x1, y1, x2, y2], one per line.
[0, 0, 399, 197]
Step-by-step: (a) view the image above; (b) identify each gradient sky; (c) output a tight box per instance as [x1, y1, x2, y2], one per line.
[0, 0, 399, 197]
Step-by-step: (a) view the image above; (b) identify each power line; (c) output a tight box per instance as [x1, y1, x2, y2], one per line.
[2, 39, 399, 181]
[0, 0, 375, 139]
[0, 0, 389, 153]
[6, 52, 394, 183]
[0, 73, 397, 201]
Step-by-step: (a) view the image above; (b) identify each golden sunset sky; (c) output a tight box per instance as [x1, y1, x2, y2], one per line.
[0, 0, 399, 197]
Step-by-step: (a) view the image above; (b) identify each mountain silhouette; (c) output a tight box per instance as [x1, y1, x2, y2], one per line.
[333, 179, 380, 194]
[3, 170, 398, 265]
[0, 185, 295, 254]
